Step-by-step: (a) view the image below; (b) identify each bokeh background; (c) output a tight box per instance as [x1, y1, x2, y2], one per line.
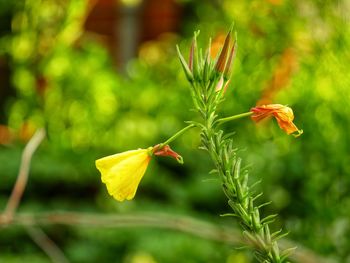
[1, 0, 350, 262]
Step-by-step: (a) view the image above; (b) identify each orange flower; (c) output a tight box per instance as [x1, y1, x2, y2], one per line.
[251, 104, 303, 136]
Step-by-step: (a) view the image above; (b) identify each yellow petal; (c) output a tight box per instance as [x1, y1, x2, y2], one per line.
[95, 149, 151, 201]
[96, 149, 143, 183]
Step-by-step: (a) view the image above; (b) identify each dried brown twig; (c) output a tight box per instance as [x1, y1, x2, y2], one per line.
[3, 128, 46, 222]
[1, 128, 70, 263]
[26, 225, 69, 263]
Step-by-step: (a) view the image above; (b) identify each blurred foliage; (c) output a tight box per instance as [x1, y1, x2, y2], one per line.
[1, 0, 350, 262]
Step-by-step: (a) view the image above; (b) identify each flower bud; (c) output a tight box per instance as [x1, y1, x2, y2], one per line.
[224, 39, 237, 79]
[215, 30, 232, 73]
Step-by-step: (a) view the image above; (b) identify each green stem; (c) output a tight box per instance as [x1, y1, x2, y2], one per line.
[217, 111, 253, 124]
[158, 124, 196, 149]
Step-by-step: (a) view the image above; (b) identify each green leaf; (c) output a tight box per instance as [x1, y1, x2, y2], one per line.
[176, 45, 194, 82]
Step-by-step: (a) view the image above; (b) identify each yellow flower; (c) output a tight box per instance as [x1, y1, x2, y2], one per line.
[95, 148, 152, 201]
[95, 145, 182, 202]
[251, 104, 303, 136]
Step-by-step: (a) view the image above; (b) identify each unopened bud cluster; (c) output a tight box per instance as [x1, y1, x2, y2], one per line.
[177, 29, 237, 110]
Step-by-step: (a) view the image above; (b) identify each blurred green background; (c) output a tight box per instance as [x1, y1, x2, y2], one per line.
[0, 0, 349, 262]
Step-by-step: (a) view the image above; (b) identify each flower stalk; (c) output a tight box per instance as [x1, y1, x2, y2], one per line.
[177, 28, 297, 262]
[217, 112, 253, 124]
[157, 123, 196, 149]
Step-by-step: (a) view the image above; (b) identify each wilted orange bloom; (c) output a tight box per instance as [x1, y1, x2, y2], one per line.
[153, 144, 183, 164]
[251, 104, 302, 136]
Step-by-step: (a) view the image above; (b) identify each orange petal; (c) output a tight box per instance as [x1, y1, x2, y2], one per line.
[251, 104, 302, 136]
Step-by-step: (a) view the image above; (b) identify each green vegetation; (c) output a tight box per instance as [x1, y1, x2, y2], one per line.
[0, 0, 349, 262]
